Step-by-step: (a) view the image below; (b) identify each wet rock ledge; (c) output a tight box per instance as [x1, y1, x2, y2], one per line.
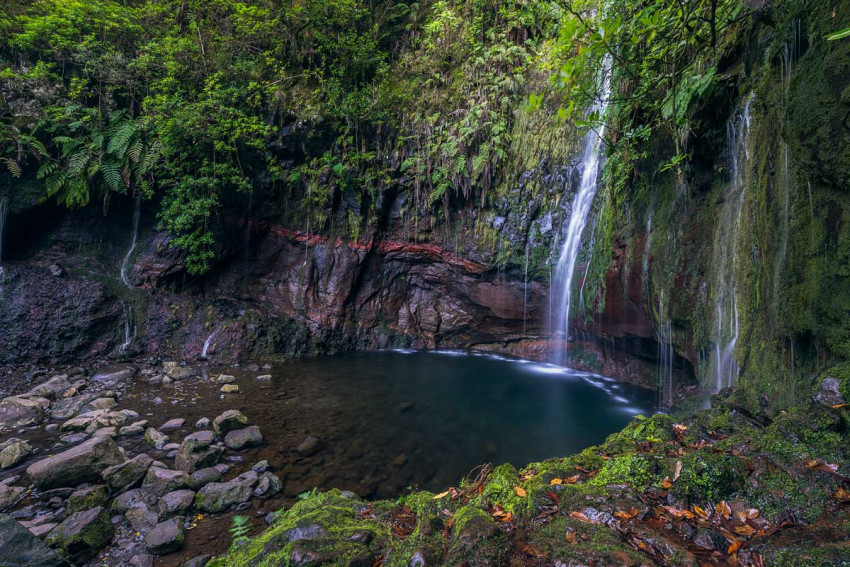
[210, 371, 850, 567]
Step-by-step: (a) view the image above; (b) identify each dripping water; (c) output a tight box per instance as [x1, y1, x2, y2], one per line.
[119, 301, 136, 353]
[709, 94, 754, 391]
[522, 242, 529, 336]
[656, 291, 674, 407]
[550, 54, 612, 366]
[120, 197, 141, 288]
[201, 325, 221, 359]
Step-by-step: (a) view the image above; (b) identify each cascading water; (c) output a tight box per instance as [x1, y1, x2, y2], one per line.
[201, 326, 221, 359]
[119, 301, 136, 353]
[0, 197, 7, 264]
[655, 291, 674, 407]
[708, 94, 754, 391]
[550, 55, 612, 366]
[120, 196, 141, 288]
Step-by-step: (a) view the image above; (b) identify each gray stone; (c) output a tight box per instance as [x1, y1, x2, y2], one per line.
[0, 438, 33, 468]
[92, 364, 137, 384]
[220, 384, 239, 393]
[296, 436, 322, 455]
[194, 417, 210, 429]
[256, 374, 272, 381]
[212, 410, 248, 435]
[103, 453, 153, 492]
[0, 483, 25, 511]
[253, 472, 282, 498]
[118, 424, 145, 437]
[27, 376, 72, 401]
[81, 397, 118, 412]
[144, 517, 185, 555]
[145, 427, 169, 448]
[184, 554, 212, 567]
[224, 426, 263, 450]
[67, 485, 108, 513]
[216, 374, 236, 384]
[158, 489, 195, 517]
[160, 418, 185, 431]
[125, 502, 160, 532]
[59, 432, 88, 445]
[195, 480, 253, 513]
[27, 436, 125, 490]
[130, 553, 155, 567]
[142, 467, 191, 497]
[189, 467, 222, 488]
[92, 426, 117, 437]
[0, 513, 71, 567]
[50, 394, 99, 420]
[30, 522, 59, 539]
[112, 489, 158, 514]
[815, 377, 846, 406]
[45, 506, 113, 564]
[252, 460, 269, 473]
[162, 362, 196, 381]
[0, 395, 47, 427]
[175, 430, 221, 473]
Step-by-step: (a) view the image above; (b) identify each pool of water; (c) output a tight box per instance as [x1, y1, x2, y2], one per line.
[130, 350, 655, 499]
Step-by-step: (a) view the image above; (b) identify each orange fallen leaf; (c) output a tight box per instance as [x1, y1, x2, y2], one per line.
[717, 501, 732, 519]
[692, 505, 710, 520]
[514, 486, 527, 497]
[614, 507, 639, 520]
[661, 476, 673, 489]
[834, 486, 850, 501]
[733, 524, 756, 537]
[672, 423, 689, 433]
[550, 478, 563, 485]
[570, 511, 592, 523]
[565, 528, 577, 545]
[432, 491, 450, 499]
[805, 460, 840, 474]
[660, 505, 694, 519]
[562, 474, 581, 484]
[727, 539, 743, 555]
[831, 403, 847, 409]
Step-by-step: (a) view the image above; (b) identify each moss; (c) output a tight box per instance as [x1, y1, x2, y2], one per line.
[816, 362, 850, 403]
[672, 452, 748, 504]
[588, 453, 653, 490]
[67, 485, 108, 514]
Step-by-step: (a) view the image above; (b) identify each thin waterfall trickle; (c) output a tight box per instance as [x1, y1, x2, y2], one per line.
[201, 325, 221, 359]
[775, 22, 798, 303]
[522, 243, 529, 336]
[119, 301, 136, 353]
[709, 94, 754, 391]
[0, 197, 7, 264]
[550, 55, 612, 366]
[120, 197, 141, 288]
[656, 291, 674, 407]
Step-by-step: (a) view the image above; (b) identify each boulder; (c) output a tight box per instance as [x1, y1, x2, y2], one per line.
[224, 426, 263, 450]
[160, 418, 185, 431]
[118, 424, 146, 437]
[0, 513, 71, 567]
[125, 502, 160, 532]
[253, 472, 283, 498]
[103, 453, 154, 492]
[27, 436, 124, 490]
[0, 395, 47, 427]
[129, 553, 155, 567]
[67, 485, 108, 513]
[50, 393, 99, 420]
[212, 410, 248, 435]
[175, 430, 221, 473]
[220, 384, 239, 394]
[142, 467, 191, 497]
[162, 362, 196, 381]
[184, 554, 212, 567]
[815, 377, 845, 406]
[158, 489, 195, 517]
[195, 480, 253, 513]
[91, 364, 137, 384]
[80, 397, 117, 412]
[0, 483, 24, 511]
[27, 376, 72, 400]
[195, 417, 210, 429]
[144, 517, 185, 555]
[216, 374, 236, 384]
[45, 506, 113, 564]
[145, 427, 169, 448]
[112, 489, 158, 514]
[189, 467, 222, 488]
[0, 438, 33, 469]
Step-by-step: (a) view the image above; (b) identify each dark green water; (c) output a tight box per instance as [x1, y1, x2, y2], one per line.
[184, 350, 656, 498]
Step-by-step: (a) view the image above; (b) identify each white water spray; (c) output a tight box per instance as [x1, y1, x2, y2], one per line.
[550, 55, 612, 366]
[119, 301, 136, 353]
[201, 326, 221, 359]
[120, 197, 141, 288]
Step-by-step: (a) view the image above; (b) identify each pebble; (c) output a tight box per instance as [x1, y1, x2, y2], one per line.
[220, 384, 239, 394]
[195, 418, 210, 429]
[44, 424, 59, 432]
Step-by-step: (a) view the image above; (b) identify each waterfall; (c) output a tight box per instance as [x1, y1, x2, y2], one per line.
[119, 301, 136, 353]
[522, 243, 529, 336]
[0, 197, 7, 264]
[201, 326, 221, 359]
[709, 94, 753, 391]
[120, 197, 141, 288]
[550, 55, 612, 366]
[656, 291, 674, 407]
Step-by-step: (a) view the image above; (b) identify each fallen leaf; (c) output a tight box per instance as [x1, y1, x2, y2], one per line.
[432, 491, 450, 500]
[672, 423, 689, 433]
[562, 474, 581, 484]
[514, 486, 527, 497]
[614, 507, 639, 520]
[834, 486, 850, 501]
[661, 476, 673, 489]
[831, 403, 847, 409]
[727, 539, 742, 555]
[692, 505, 710, 520]
[565, 528, 577, 545]
[570, 511, 592, 523]
[733, 524, 756, 537]
[673, 460, 683, 481]
[717, 501, 732, 519]
[805, 460, 840, 474]
[660, 505, 694, 519]
[550, 478, 562, 485]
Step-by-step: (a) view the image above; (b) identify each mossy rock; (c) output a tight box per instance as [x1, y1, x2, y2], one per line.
[45, 506, 113, 564]
[672, 452, 748, 505]
[67, 485, 108, 514]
